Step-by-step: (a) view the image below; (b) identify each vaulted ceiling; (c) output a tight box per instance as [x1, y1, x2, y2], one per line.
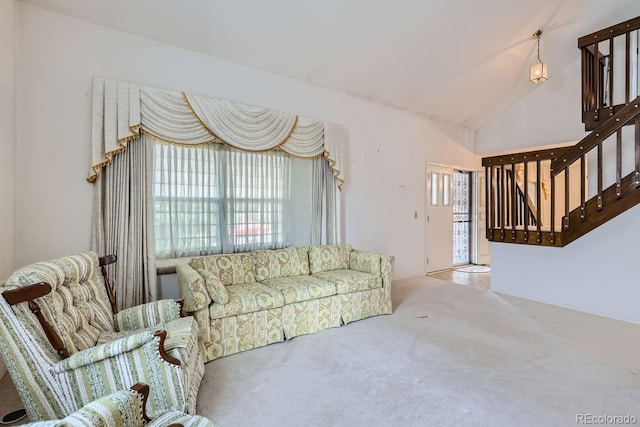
[19, 0, 640, 130]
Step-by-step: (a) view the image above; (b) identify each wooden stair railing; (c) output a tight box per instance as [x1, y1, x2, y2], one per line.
[580, 16, 640, 131]
[483, 96, 640, 247]
[551, 96, 640, 246]
[482, 147, 564, 246]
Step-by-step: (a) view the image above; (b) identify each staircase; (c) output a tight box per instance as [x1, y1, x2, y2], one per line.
[482, 17, 640, 247]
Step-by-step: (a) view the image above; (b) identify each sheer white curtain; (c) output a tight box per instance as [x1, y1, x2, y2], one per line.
[154, 142, 291, 258]
[223, 147, 291, 253]
[154, 142, 223, 258]
[92, 135, 156, 309]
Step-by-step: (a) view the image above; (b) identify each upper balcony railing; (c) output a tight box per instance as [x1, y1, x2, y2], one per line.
[482, 96, 640, 247]
[580, 17, 640, 131]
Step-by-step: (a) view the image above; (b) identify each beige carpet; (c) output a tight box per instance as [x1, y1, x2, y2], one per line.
[1, 276, 639, 426]
[196, 276, 640, 426]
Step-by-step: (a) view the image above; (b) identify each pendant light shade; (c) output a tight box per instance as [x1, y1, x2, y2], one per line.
[530, 29, 548, 83]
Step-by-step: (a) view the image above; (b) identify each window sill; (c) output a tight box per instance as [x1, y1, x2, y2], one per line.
[156, 257, 191, 275]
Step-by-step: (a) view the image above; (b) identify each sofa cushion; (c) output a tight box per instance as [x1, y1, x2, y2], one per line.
[189, 253, 255, 286]
[252, 246, 309, 281]
[349, 250, 381, 275]
[261, 276, 337, 304]
[311, 270, 382, 294]
[308, 245, 352, 273]
[209, 282, 285, 319]
[201, 270, 229, 305]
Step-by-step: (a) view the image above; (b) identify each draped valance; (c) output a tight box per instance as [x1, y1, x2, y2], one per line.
[88, 77, 346, 189]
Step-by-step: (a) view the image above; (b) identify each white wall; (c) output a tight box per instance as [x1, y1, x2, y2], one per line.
[0, 0, 17, 380]
[476, 59, 588, 154]
[16, 4, 477, 284]
[476, 47, 640, 323]
[491, 204, 640, 323]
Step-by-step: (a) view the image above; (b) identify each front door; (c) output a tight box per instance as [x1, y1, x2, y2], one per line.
[426, 165, 453, 273]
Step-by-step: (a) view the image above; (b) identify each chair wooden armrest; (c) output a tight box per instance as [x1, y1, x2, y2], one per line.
[130, 382, 151, 423]
[2, 283, 69, 359]
[99, 254, 118, 314]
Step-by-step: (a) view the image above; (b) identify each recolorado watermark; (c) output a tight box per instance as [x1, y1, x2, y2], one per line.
[576, 414, 637, 424]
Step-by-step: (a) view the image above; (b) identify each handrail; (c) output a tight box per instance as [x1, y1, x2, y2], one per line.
[580, 16, 640, 130]
[481, 147, 562, 167]
[578, 16, 640, 48]
[551, 97, 640, 176]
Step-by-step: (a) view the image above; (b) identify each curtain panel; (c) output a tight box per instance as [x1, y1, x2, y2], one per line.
[88, 77, 345, 190]
[92, 135, 156, 309]
[89, 77, 345, 306]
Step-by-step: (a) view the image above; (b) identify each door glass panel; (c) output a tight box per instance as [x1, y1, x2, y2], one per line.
[453, 171, 471, 265]
[443, 174, 451, 206]
[430, 172, 440, 206]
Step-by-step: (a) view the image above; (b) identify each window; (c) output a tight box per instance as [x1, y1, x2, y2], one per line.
[153, 142, 290, 258]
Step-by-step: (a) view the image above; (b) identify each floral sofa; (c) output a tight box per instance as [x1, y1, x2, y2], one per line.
[177, 245, 394, 362]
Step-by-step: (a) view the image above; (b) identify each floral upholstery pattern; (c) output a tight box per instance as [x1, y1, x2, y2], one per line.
[189, 253, 255, 286]
[312, 269, 382, 294]
[177, 263, 212, 312]
[252, 246, 309, 281]
[261, 275, 336, 304]
[209, 282, 285, 319]
[204, 308, 283, 360]
[200, 270, 229, 305]
[308, 245, 352, 273]
[381, 255, 394, 276]
[349, 250, 381, 274]
[282, 296, 342, 339]
[0, 252, 205, 421]
[340, 288, 392, 324]
[179, 246, 393, 362]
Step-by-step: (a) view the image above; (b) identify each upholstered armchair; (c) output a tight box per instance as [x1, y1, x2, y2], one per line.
[0, 252, 205, 422]
[25, 383, 217, 427]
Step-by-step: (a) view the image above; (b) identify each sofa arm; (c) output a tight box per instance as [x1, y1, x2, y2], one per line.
[349, 249, 384, 274]
[115, 300, 181, 331]
[177, 263, 212, 313]
[381, 255, 395, 287]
